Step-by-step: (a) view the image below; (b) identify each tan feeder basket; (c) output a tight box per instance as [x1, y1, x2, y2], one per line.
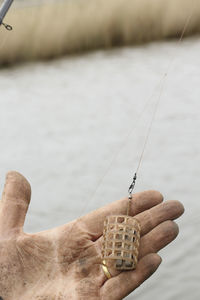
[102, 215, 141, 270]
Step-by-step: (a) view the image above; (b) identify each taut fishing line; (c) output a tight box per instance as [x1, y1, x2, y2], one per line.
[79, 9, 195, 219]
[78, 78, 166, 215]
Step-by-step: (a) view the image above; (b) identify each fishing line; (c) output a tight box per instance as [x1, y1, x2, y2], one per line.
[82, 6, 195, 216]
[71, 2, 197, 223]
[136, 81, 166, 175]
[76, 77, 166, 219]
[127, 5, 196, 199]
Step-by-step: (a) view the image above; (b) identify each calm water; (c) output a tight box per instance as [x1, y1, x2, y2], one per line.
[0, 38, 199, 299]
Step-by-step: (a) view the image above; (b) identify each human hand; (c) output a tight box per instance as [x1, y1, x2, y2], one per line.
[0, 171, 184, 300]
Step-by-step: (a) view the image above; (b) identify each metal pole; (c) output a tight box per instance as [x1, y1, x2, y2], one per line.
[0, 0, 14, 30]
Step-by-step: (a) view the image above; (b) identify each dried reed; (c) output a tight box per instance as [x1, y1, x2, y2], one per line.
[0, 0, 200, 65]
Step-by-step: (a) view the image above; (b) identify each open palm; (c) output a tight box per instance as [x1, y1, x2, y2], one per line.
[0, 171, 184, 300]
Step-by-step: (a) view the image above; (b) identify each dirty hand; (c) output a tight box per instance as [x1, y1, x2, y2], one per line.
[0, 171, 184, 300]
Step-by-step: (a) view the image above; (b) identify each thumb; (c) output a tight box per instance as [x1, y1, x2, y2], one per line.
[0, 171, 31, 236]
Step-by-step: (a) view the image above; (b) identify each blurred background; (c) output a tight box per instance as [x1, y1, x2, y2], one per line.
[0, 0, 200, 299]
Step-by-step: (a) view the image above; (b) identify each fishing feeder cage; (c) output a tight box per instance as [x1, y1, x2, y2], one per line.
[102, 215, 141, 270]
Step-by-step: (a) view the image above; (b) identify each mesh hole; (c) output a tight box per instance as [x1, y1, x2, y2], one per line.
[124, 252, 131, 258]
[106, 249, 112, 256]
[108, 233, 114, 239]
[125, 235, 131, 241]
[124, 243, 131, 250]
[107, 241, 113, 248]
[109, 224, 115, 230]
[114, 251, 122, 257]
[115, 242, 122, 248]
[125, 227, 132, 233]
[117, 217, 125, 223]
[116, 234, 123, 240]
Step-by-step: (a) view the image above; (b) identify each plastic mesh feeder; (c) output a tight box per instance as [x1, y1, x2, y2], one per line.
[102, 215, 141, 270]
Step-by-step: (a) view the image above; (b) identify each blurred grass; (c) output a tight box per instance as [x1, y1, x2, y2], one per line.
[0, 0, 200, 66]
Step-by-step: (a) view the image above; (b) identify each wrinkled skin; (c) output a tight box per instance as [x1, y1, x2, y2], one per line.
[0, 171, 184, 300]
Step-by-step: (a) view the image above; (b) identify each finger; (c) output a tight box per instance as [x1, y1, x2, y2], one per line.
[0, 171, 31, 235]
[101, 253, 162, 300]
[139, 221, 179, 259]
[81, 190, 163, 239]
[136, 200, 184, 236]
